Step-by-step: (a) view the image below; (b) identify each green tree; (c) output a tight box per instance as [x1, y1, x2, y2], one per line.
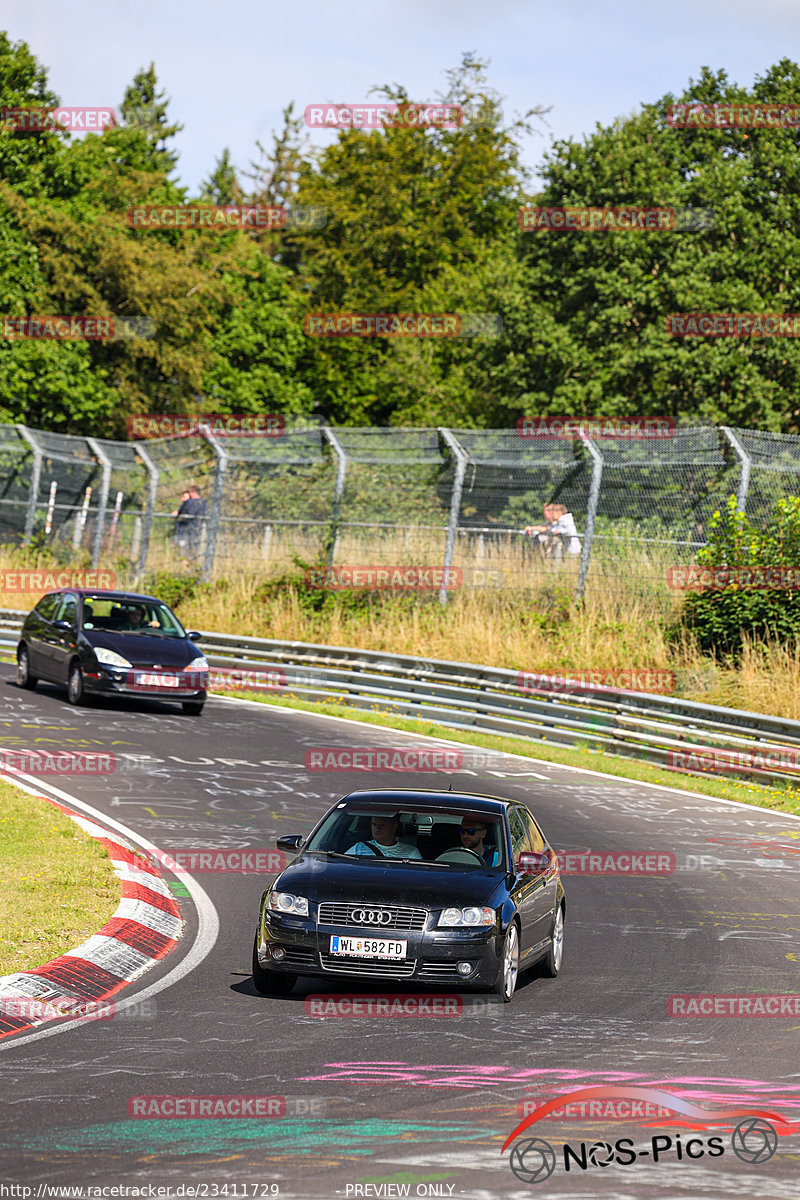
[513, 60, 800, 432]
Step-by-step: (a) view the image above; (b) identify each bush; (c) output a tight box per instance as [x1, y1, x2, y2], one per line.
[677, 496, 800, 657]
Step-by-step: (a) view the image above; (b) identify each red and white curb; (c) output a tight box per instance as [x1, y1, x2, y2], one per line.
[0, 797, 183, 1039]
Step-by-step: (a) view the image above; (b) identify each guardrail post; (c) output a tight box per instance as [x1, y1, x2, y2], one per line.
[439, 428, 468, 606]
[322, 426, 348, 565]
[575, 436, 603, 604]
[133, 442, 159, 581]
[86, 438, 112, 569]
[721, 426, 751, 513]
[202, 429, 228, 582]
[17, 425, 42, 544]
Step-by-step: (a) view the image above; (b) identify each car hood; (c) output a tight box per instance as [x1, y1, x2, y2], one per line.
[275, 854, 504, 907]
[83, 631, 198, 668]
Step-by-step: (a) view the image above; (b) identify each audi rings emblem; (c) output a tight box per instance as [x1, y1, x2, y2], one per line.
[351, 909, 392, 925]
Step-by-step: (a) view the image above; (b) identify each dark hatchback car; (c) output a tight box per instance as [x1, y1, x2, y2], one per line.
[253, 789, 565, 1003]
[16, 589, 208, 714]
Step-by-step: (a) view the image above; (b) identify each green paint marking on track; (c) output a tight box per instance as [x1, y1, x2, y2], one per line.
[8, 1118, 493, 1158]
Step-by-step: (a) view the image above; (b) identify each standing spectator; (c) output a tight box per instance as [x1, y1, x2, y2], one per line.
[170, 491, 190, 553]
[525, 503, 581, 560]
[172, 485, 208, 562]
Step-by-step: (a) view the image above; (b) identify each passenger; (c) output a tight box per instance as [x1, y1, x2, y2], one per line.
[347, 813, 421, 859]
[457, 817, 501, 866]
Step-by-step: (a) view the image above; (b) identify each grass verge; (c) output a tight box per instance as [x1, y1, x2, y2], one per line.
[0, 781, 119, 976]
[224, 691, 800, 820]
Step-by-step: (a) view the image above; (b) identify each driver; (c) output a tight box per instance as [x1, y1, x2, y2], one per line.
[458, 817, 501, 867]
[346, 813, 421, 859]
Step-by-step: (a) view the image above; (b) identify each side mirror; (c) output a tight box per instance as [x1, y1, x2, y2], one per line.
[53, 619, 73, 632]
[516, 850, 550, 876]
[276, 834, 304, 853]
[187, 631, 202, 641]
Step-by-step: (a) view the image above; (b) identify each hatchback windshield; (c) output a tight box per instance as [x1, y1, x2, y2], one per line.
[81, 597, 185, 638]
[304, 805, 507, 869]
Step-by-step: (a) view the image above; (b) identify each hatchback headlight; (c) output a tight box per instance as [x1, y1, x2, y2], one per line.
[438, 907, 495, 928]
[268, 891, 308, 916]
[185, 657, 209, 672]
[95, 648, 132, 668]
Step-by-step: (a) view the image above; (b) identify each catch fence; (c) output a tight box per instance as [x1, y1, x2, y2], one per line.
[1, 421, 797, 604]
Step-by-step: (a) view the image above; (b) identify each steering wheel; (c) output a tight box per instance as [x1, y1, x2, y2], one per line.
[435, 847, 485, 865]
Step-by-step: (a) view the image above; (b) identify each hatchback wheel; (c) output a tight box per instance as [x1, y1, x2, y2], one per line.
[67, 662, 84, 705]
[493, 922, 520, 1002]
[541, 904, 564, 977]
[252, 934, 296, 996]
[17, 647, 37, 690]
[182, 701, 204, 716]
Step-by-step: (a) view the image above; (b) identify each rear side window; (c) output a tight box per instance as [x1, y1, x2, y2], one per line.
[519, 809, 546, 853]
[34, 594, 60, 621]
[54, 594, 78, 626]
[508, 808, 532, 857]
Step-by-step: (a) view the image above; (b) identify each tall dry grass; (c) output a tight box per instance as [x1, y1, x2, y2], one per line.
[3, 538, 799, 719]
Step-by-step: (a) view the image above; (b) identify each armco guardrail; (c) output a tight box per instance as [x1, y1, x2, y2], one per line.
[2, 607, 799, 792]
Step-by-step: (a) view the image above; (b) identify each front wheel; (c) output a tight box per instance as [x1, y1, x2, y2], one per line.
[67, 662, 85, 705]
[540, 904, 564, 977]
[492, 922, 520, 1003]
[252, 934, 296, 996]
[182, 701, 204, 715]
[17, 647, 37, 690]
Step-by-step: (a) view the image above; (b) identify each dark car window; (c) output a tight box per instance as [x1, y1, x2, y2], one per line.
[80, 597, 185, 637]
[54, 594, 78, 627]
[508, 808, 534, 859]
[519, 808, 546, 853]
[34, 594, 60, 621]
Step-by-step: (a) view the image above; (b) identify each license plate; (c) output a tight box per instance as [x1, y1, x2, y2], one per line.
[135, 673, 181, 688]
[330, 936, 407, 959]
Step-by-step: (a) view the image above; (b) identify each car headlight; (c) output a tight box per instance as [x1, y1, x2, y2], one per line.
[437, 906, 495, 928]
[94, 648, 132, 668]
[185, 657, 209, 672]
[268, 891, 309, 916]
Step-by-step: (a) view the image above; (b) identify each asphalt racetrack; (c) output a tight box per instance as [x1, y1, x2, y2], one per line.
[0, 666, 799, 1198]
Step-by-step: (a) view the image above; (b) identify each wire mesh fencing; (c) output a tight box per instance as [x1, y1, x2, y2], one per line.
[1, 420, 799, 607]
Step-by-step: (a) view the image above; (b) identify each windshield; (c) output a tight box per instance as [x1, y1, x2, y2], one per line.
[304, 805, 507, 869]
[81, 597, 186, 638]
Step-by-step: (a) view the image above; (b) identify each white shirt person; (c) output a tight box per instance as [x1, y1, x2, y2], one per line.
[347, 814, 421, 859]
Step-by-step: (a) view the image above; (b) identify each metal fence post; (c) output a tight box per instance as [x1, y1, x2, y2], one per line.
[575, 436, 603, 604]
[322, 426, 348, 565]
[17, 425, 42, 544]
[202, 429, 228, 582]
[439, 428, 468, 606]
[721, 426, 751, 513]
[133, 442, 159, 580]
[86, 438, 112, 569]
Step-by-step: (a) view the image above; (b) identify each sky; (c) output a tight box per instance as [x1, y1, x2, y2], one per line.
[4, 0, 800, 193]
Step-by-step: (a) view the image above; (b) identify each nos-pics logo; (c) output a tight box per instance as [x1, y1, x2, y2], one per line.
[502, 1086, 796, 1184]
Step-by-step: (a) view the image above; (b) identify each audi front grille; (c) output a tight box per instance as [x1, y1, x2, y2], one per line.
[317, 902, 428, 931]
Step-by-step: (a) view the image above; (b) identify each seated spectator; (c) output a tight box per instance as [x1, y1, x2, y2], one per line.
[346, 814, 421, 859]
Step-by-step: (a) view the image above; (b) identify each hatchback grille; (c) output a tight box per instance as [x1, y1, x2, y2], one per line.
[317, 902, 427, 931]
[319, 954, 417, 978]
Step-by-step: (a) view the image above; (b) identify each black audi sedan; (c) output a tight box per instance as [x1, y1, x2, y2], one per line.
[252, 789, 565, 1002]
[16, 589, 208, 714]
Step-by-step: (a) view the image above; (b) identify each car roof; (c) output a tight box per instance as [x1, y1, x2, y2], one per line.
[339, 789, 513, 813]
[43, 589, 163, 603]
